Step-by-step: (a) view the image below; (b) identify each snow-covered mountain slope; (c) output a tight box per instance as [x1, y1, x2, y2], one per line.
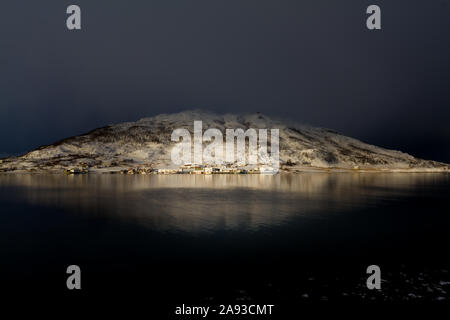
[0, 110, 448, 173]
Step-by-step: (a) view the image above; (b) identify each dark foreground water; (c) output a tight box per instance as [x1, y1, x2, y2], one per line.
[1, 173, 449, 311]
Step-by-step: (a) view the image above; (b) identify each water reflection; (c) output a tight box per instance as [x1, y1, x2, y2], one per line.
[0, 173, 448, 233]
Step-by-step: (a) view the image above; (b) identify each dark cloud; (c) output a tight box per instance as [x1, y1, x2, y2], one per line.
[1, 0, 449, 162]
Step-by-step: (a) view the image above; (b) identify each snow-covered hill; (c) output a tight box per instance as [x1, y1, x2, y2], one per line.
[0, 110, 448, 173]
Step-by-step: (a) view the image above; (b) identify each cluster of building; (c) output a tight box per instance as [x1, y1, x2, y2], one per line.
[65, 163, 277, 175]
[64, 167, 89, 174]
[128, 163, 276, 175]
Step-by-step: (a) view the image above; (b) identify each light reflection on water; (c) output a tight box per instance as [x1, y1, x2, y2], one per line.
[1, 173, 448, 234]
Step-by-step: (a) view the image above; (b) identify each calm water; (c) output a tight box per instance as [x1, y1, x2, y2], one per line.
[1, 173, 449, 306]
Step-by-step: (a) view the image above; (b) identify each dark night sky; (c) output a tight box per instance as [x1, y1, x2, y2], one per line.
[0, 0, 449, 162]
